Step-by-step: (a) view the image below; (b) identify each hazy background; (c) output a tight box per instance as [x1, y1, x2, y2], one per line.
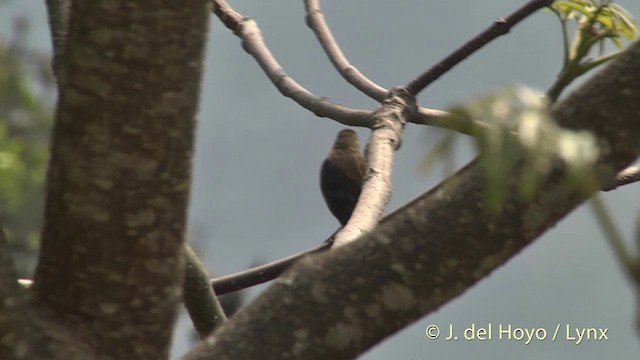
[2, 1, 640, 359]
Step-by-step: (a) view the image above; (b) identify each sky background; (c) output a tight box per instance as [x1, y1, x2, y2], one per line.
[2, 1, 640, 359]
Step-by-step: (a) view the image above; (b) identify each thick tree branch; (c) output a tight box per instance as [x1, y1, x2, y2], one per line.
[185, 39, 640, 360]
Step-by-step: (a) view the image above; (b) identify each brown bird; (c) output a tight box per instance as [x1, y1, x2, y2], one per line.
[320, 129, 366, 225]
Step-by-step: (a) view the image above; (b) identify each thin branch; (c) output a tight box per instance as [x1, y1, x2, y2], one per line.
[304, 0, 388, 100]
[211, 0, 373, 126]
[334, 87, 417, 246]
[212, 0, 509, 137]
[406, 0, 554, 95]
[211, 0, 553, 138]
[601, 165, 640, 191]
[211, 240, 333, 295]
[21, 240, 332, 298]
[212, 0, 457, 132]
[183, 244, 227, 336]
[304, 0, 452, 128]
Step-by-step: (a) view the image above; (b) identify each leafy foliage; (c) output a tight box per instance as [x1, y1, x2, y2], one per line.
[552, 0, 637, 47]
[548, 0, 638, 100]
[444, 86, 599, 211]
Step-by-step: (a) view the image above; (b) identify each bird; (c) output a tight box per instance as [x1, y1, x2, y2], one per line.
[320, 129, 366, 225]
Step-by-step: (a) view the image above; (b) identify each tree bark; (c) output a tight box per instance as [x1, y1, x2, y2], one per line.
[28, 1, 210, 359]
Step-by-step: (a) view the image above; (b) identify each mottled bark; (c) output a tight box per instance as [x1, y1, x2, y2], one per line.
[44, 0, 70, 85]
[29, 1, 209, 359]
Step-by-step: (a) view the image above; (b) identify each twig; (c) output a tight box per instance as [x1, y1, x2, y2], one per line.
[212, 0, 373, 126]
[601, 165, 640, 191]
[211, 239, 333, 295]
[406, 0, 554, 95]
[212, 0, 506, 136]
[304, 0, 451, 129]
[304, 0, 389, 101]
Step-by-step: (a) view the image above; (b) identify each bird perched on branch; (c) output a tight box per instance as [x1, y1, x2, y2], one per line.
[320, 129, 366, 225]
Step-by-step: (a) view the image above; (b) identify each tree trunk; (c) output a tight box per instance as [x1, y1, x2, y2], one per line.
[2, 1, 210, 359]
